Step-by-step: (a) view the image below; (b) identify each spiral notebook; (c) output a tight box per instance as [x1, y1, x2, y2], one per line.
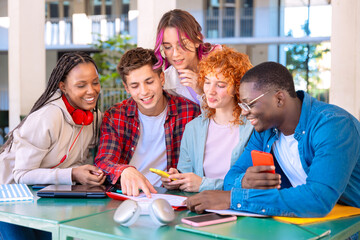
[0, 184, 34, 202]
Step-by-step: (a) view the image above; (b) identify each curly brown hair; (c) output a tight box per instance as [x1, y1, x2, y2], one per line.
[198, 46, 253, 125]
[117, 47, 162, 84]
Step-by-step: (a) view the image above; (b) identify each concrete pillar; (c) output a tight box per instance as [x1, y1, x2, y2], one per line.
[101, 0, 106, 15]
[176, 0, 203, 31]
[219, 0, 224, 38]
[113, 0, 123, 16]
[72, 0, 86, 14]
[235, 0, 240, 37]
[0, 0, 7, 17]
[88, 0, 94, 15]
[252, 0, 279, 63]
[137, 0, 176, 48]
[330, 0, 360, 119]
[8, 0, 45, 129]
[46, 2, 50, 19]
[59, 0, 64, 18]
[128, 0, 138, 43]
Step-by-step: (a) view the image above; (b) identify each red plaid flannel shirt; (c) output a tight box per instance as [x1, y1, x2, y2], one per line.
[95, 91, 200, 184]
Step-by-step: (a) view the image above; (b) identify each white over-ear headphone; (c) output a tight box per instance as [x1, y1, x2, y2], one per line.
[113, 199, 175, 227]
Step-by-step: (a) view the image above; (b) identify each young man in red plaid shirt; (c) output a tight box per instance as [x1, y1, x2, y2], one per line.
[95, 48, 200, 198]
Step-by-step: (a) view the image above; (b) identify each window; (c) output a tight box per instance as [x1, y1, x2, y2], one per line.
[205, 0, 253, 38]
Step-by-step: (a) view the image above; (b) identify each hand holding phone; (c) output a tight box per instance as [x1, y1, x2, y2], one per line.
[181, 213, 237, 227]
[251, 150, 275, 174]
[149, 168, 177, 181]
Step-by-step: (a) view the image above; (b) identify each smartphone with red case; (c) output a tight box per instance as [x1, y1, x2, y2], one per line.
[251, 150, 275, 174]
[181, 213, 237, 227]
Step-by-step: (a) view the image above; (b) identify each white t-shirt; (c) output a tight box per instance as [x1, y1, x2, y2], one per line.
[272, 132, 308, 187]
[203, 119, 239, 179]
[129, 106, 168, 187]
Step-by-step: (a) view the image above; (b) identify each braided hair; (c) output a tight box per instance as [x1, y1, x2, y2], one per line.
[0, 52, 100, 153]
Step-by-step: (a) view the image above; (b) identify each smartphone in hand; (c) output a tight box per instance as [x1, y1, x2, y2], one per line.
[181, 213, 237, 227]
[251, 150, 275, 174]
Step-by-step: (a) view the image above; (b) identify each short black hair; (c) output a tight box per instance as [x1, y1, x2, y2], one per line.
[241, 61, 297, 98]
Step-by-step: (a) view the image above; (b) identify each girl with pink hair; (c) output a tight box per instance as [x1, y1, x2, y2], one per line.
[154, 9, 220, 104]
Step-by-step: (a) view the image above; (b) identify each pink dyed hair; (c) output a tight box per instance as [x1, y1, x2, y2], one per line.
[154, 9, 214, 70]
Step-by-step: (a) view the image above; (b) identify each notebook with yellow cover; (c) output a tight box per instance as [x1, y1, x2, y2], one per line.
[273, 204, 360, 225]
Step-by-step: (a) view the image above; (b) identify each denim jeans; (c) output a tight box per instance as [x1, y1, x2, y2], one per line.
[348, 232, 359, 240]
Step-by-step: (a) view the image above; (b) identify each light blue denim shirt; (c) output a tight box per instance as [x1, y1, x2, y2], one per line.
[177, 114, 253, 192]
[224, 91, 360, 217]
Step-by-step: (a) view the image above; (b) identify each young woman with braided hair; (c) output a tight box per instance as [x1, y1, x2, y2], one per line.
[0, 51, 105, 186]
[0, 52, 105, 240]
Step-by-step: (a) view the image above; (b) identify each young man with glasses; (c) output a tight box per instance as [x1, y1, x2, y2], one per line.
[184, 61, 360, 217]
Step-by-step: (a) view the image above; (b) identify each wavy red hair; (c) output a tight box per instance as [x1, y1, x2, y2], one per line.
[198, 46, 253, 125]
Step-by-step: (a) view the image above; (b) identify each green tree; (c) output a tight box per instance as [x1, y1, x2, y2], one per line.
[285, 21, 330, 101]
[90, 34, 136, 111]
[91, 34, 136, 87]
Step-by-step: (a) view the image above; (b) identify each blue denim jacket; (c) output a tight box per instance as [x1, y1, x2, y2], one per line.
[224, 91, 360, 217]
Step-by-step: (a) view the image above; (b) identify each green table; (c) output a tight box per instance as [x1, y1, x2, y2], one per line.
[306, 215, 360, 240]
[59, 210, 211, 240]
[0, 187, 121, 239]
[1, 187, 359, 240]
[59, 209, 360, 240]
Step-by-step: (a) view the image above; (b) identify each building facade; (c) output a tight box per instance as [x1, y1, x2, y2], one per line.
[2, 0, 359, 142]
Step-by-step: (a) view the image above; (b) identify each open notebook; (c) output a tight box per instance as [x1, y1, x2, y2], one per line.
[106, 191, 187, 210]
